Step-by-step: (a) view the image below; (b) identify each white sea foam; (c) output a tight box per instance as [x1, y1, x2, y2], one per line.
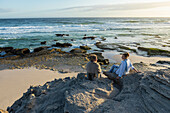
[0, 25, 100, 34]
[0, 18, 169, 53]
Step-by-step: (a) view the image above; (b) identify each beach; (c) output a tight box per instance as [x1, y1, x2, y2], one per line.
[0, 68, 78, 110]
[0, 50, 169, 110]
[0, 18, 169, 113]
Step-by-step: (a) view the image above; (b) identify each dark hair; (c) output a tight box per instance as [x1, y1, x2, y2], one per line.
[90, 54, 97, 62]
[123, 52, 130, 58]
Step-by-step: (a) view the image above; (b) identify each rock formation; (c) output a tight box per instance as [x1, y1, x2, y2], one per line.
[83, 36, 97, 40]
[41, 41, 47, 45]
[80, 46, 91, 50]
[55, 34, 69, 37]
[7, 69, 170, 113]
[70, 48, 87, 53]
[52, 43, 72, 48]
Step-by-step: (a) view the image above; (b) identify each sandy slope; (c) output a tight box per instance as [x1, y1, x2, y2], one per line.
[0, 68, 78, 110]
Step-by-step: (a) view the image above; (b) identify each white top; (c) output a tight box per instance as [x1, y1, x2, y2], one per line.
[116, 59, 134, 77]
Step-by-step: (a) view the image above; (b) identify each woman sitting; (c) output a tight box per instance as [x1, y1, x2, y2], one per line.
[103, 52, 140, 83]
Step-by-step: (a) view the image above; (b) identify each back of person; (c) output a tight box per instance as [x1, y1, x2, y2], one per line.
[86, 61, 101, 74]
[86, 54, 101, 80]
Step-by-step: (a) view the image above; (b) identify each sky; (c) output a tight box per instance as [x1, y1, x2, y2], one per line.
[0, 0, 170, 18]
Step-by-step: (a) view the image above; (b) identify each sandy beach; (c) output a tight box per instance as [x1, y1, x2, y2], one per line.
[103, 51, 170, 65]
[1, 52, 169, 110]
[0, 68, 78, 110]
[0, 1, 170, 112]
[0, 18, 169, 112]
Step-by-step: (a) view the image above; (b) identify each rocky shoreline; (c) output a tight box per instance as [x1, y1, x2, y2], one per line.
[0, 34, 169, 71]
[4, 68, 170, 113]
[0, 34, 170, 113]
[0, 44, 111, 73]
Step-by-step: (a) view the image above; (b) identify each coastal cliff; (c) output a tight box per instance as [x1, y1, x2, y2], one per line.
[7, 69, 170, 113]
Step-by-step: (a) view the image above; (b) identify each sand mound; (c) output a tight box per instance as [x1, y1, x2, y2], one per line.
[7, 69, 170, 113]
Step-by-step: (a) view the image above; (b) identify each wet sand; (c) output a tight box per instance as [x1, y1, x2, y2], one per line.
[0, 68, 78, 110]
[102, 51, 170, 65]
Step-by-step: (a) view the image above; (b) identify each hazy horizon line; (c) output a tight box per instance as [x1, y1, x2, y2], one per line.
[0, 16, 170, 19]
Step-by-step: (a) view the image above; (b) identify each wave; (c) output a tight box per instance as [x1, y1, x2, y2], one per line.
[117, 34, 136, 36]
[0, 24, 103, 35]
[48, 20, 104, 25]
[122, 20, 143, 23]
[152, 20, 169, 23]
[107, 28, 140, 31]
[141, 33, 166, 37]
[120, 19, 170, 24]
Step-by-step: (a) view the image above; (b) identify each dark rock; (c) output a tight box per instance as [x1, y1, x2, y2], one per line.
[118, 45, 136, 52]
[12, 48, 30, 55]
[98, 59, 109, 65]
[34, 46, 50, 52]
[96, 43, 136, 52]
[101, 37, 106, 41]
[157, 60, 170, 65]
[115, 37, 118, 39]
[90, 52, 103, 59]
[52, 43, 72, 48]
[70, 48, 87, 53]
[71, 39, 74, 41]
[83, 36, 97, 40]
[40, 41, 46, 45]
[0, 47, 13, 52]
[138, 47, 170, 56]
[89, 52, 109, 65]
[150, 63, 157, 66]
[133, 42, 140, 45]
[1, 48, 30, 57]
[54, 40, 58, 41]
[55, 34, 69, 37]
[95, 42, 101, 46]
[80, 46, 91, 50]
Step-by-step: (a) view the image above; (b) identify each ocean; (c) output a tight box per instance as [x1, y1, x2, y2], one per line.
[0, 18, 170, 53]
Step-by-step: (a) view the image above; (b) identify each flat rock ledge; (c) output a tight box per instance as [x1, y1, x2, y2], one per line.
[7, 69, 170, 113]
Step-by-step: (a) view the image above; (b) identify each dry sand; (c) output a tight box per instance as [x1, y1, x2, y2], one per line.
[0, 68, 78, 110]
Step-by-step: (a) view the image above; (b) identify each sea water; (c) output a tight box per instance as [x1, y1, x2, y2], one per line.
[0, 18, 169, 52]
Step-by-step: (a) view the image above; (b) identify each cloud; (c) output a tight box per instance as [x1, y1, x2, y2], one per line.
[58, 1, 170, 12]
[0, 8, 12, 13]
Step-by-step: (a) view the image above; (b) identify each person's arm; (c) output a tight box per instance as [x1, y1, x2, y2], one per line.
[116, 61, 126, 79]
[130, 62, 140, 73]
[97, 64, 102, 74]
[133, 67, 138, 73]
